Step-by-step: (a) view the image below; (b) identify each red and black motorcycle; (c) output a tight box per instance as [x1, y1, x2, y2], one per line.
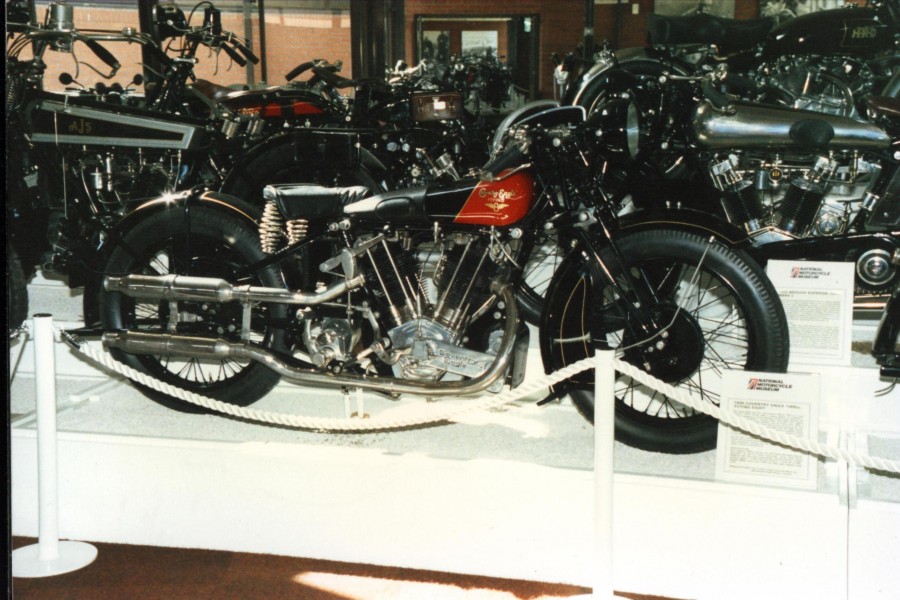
[96, 104, 790, 454]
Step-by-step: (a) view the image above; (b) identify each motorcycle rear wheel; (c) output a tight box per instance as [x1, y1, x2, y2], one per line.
[543, 229, 790, 454]
[100, 205, 288, 412]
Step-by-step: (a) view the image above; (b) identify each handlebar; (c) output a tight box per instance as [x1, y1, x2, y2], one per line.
[286, 59, 337, 82]
[218, 40, 246, 67]
[81, 36, 121, 72]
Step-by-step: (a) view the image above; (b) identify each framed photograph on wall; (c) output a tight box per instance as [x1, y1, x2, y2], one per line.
[422, 30, 450, 64]
[653, 0, 735, 17]
[461, 30, 498, 59]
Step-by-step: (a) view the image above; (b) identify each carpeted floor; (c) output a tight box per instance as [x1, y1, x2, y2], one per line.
[11, 537, 681, 600]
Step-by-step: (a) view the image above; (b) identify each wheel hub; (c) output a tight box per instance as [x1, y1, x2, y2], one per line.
[623, 304, 705, 383]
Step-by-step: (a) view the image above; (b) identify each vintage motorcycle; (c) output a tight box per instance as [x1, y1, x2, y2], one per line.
[564, 0, 899, 120]
[5, 0, 384, 337]
[5, 1, 276, 335]
[221, 57, 497, 199]
[95, 104, 790, 454]
[599, 68, 900, 309]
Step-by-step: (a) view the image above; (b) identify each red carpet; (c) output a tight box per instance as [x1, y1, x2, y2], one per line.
[12, 537, 681, 599]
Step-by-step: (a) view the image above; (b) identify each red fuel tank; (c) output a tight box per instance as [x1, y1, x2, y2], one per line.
[452, 171, 535, 226]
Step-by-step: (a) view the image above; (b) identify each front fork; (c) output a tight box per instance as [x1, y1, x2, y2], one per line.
[572, 226, 662, 350]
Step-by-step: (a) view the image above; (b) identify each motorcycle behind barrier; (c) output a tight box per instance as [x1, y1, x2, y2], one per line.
[96, 104, 790, 454]
[4, 1, 274, 336]
[562, 58, 900, 377]
[562, 0, 899, 120]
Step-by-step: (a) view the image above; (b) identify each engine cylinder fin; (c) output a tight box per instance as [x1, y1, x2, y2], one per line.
[434, 241, 494, 329]
[364, 241, 421, 326]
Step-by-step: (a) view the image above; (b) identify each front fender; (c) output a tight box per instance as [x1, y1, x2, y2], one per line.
[81, 187, 258, 326]
[615, 207, 753, 251]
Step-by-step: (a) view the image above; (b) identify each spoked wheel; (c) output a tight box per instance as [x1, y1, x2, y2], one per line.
[100, 204, 288, 412]
[543, 229, 789, 454]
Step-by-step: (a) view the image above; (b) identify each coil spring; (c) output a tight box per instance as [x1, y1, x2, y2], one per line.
[259, 200, 284, 254]
[6, 72, 22, 119]
[286, 219, 309, 245]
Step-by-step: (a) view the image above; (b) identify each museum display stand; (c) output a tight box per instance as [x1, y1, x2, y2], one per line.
[10, 273, 900, 600]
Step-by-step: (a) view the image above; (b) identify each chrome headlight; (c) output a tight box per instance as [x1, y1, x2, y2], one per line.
[589, 97, 642, 160]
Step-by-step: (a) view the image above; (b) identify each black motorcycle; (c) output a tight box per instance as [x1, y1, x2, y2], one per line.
[563, 0, 899, 120]
[607, 70, 900, 304]
[4, 1, 276, 335]
[5, 1, 357, 336]
[93, 103, 789, 454]
[576, 65, 900, 376]
[221, 57, 498, 200]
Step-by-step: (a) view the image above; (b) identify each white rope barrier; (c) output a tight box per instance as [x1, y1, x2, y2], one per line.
[63, 330, 595, 432]
[611, 359, 900, 474]
[60, 328, 900, 474]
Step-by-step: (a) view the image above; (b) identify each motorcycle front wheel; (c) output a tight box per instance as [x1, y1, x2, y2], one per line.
[100, 204, 288, 412]
[542, 229, 790, 454]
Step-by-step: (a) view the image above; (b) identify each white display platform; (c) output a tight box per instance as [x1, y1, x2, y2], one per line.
[9, 272, 900, 599]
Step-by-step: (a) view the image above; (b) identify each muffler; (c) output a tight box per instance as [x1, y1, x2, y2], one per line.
[104, 273, 365, 305]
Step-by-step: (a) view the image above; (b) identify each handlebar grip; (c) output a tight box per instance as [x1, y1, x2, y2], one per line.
[286, 61, 315, 81]
[220, 42, 247, 67]
[482, 143, 526, 178]
[82, 37, 121, 71]
[231, 38, 260, 65]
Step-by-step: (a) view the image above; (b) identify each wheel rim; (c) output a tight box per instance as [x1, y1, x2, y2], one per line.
[118, 233, 273, 393]
[553, 256, 753, 421]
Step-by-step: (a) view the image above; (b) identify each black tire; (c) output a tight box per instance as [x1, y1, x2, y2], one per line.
[542, 229, 790, 454]
[100, 204, 288, 412]
[8, 244, 29, 338]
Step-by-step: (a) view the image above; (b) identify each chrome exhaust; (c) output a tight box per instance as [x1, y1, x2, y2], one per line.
[104, 273, 366, 305]
[102, 286, 520, 398]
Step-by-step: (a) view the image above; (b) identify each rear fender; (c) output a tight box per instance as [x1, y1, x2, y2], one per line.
[565, 47, 690, 108]
[222, 130, 389, 194]
[81, 187, 258, 326]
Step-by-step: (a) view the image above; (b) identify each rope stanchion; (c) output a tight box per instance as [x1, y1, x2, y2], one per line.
[13, 315, 98, 578]
[59, 328, 900, 474]
[593, 350, 627, 600]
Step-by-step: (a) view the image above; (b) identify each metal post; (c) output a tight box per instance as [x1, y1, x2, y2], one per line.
[12, 315, 97, 578]
[583, 0, 595, 60]
[593, 350, 616, 599]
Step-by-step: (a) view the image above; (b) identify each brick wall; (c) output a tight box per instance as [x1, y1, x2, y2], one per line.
[28, 2, 351, 92]
[26, 1, 778, 97]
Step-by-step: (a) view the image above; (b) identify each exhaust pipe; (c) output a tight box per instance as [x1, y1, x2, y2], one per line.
[104, 273, 365, 305]
[103, 287, 520, 398]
